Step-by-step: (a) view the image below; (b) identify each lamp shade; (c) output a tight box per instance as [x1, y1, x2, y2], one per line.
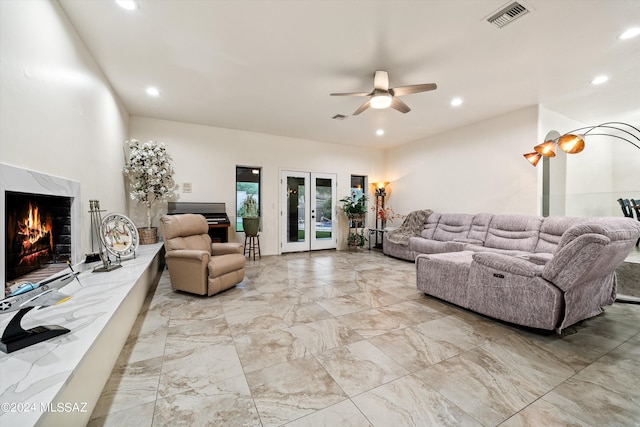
[370, 94, 392, 109]
[523, 152, 542, 167]
[557, 134, 585, 154]
[533, 141, 557, 157]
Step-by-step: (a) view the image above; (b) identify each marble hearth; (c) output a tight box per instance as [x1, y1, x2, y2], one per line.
[0, 242, 165, 427]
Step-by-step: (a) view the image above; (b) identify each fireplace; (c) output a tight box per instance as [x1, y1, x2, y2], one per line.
[5, 192, 72, 282]
[1, 164, 82, 291]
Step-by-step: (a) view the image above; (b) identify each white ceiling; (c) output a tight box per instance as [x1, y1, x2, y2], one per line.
[58, 0, 640, 149]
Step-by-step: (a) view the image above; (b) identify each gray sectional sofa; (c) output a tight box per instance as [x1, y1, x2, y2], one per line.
[383, 212, 640, 333]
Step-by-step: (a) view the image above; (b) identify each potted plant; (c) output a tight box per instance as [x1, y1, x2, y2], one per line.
[122, 139, 176, 244]
[340, 192, 368, 248]
[340, 192, 368, 218]
[241, 193, 260, 236]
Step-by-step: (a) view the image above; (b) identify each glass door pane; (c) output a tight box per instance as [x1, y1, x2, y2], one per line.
[287, 176, 306, 243]
[281, 171, 310, 253]
[310, 173, 336, 250]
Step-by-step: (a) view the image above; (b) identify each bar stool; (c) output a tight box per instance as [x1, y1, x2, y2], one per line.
[244, 234, 261, 260]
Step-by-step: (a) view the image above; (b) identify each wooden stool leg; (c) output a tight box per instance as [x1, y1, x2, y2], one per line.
[251, 236, 256, 261]
[244, 235, 261, 260]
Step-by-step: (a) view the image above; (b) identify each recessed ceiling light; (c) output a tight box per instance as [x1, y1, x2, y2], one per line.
[619, 27, 640, 40]
[115, 0, 138, 10]
[146, 87, 160, 96]
[591, 75, 609, 85]
[451, 97, 463, 107]
[376, 129, 384, 136]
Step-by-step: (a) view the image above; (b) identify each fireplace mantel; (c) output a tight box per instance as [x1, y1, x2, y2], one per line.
[1, 164, 82, 286]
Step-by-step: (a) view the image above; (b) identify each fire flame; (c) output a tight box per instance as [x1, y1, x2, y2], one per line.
[19, 202, 53, 250]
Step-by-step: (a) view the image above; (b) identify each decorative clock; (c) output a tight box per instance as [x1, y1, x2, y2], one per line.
[100, 213, 139, 258]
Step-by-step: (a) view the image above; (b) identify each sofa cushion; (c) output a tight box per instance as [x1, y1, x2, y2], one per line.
[467, 213, 493, 243]
[483, 214, 542, 252]
[464, 244, 533, 257]
[432, 213, 474, 242]
[420, 212, 441, 239]
[535, 216, 586, 254]
[409, 237, 466, 254]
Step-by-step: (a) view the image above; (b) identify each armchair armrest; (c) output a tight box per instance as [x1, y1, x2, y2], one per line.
[166, 249, 210, 261]
[211, 242, 244, 256]
[165, 249, 210, 295]
[472, 252, 542, 277]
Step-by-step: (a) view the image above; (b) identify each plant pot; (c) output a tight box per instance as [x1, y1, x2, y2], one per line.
[138, 227, 158, 245]
[242, 217, 260, 237]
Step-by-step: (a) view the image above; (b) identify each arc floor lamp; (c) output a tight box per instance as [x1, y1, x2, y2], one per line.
[523, 121, 640, 167]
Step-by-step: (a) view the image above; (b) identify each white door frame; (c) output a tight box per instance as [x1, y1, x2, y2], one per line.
[280, 170, 337, 253]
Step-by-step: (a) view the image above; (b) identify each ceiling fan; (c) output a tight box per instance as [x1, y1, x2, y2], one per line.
[330, 70, 437, 115]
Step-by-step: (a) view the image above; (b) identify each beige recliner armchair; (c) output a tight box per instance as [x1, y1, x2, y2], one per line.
[160, 214, 246, 296]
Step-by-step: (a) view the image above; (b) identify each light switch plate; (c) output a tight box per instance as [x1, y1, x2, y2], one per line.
[183, 182, 192, 193]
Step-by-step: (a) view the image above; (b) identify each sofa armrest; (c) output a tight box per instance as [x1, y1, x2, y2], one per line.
[211, 242, 244, 255]
[443, 241, 467, 252]
[453, 238, 484, 245]
[515, 253, 553, 265]
[472, 252, 542, 277]
[542, 233, 609, 291]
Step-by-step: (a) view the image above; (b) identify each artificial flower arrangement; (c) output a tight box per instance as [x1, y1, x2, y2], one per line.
[122, 139, 177, 229]
[372, 205, 406, 225]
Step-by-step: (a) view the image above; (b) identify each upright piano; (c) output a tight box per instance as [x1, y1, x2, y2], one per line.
[167, 202, 231, 243]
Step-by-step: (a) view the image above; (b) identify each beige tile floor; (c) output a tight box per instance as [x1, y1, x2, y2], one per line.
[89, 249, 640, 427]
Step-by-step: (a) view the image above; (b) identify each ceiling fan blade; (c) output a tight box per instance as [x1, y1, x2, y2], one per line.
[373, 71, 389, 91]
[353, 100, 371, 115]
[390, 97, 411, 114]
[330, 91, 371, 97]
[390, 83, 437, 96]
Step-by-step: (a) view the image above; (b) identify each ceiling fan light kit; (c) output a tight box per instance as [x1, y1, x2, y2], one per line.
[331, 70, 437, 115]
[370, 93, 392, 109]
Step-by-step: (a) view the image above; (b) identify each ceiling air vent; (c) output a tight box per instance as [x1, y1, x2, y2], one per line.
[487, 1, 529, 28]
[332, 114, 348, 120]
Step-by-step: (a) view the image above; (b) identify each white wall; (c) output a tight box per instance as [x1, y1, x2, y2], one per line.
[0, 0, 130, 254]
[385, 106, 539, 216]
[129, 116, 385, 254]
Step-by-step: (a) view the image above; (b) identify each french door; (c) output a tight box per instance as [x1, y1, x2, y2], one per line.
[280, 171, 337, 253]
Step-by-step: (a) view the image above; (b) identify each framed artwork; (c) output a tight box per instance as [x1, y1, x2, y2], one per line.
[100, 213, 139, 258]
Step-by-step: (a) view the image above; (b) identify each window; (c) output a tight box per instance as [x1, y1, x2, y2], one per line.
[350, 174, 367, 228]
[350, 175, 366, 200]
[236, 166, 261, 232]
